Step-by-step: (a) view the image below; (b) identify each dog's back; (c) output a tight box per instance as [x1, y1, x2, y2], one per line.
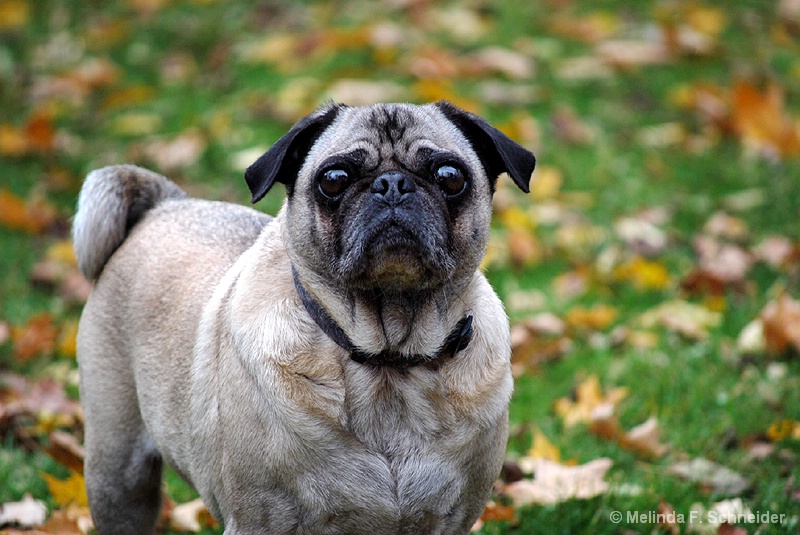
[73, 165, 271, 535]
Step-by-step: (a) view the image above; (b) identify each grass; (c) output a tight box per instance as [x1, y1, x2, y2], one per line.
[1, 0, 799, 533]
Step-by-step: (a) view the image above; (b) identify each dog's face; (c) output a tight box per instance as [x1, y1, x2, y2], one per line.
[245, 102, 535, 294]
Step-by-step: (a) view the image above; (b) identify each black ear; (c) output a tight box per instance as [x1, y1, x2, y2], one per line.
[435, 101, 536, 193]
[245, 104, 343, 203]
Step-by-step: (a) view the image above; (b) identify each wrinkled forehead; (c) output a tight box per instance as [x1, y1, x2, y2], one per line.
[300, 104, 479, 175]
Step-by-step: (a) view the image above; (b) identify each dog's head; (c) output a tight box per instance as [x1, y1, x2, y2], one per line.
[245, 102, 535, 293]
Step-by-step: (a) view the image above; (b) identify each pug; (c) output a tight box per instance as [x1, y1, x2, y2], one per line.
[72, 101, 536, 535]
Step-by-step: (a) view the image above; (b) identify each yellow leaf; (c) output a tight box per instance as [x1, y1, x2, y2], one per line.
[58, 319, 79, 358]
[527, 428, 560, 462]
[0, 124, 29, 156]
[767, 419, 800, 442]
[613, 256, 671, 291]
[530, 166, 562, 200]
[0, 0, 29, 30]
[565, 304, 618, 331]
[554, 375, 628, 428]
[686, 6, 726, 35]
[41, 470, 89, 508]
[47, 239, 78, 267]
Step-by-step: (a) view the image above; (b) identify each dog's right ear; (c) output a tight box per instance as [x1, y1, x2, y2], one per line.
[245, 104, 343, 203]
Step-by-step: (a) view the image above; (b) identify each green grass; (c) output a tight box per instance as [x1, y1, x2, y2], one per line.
[1, 0, 799, 533]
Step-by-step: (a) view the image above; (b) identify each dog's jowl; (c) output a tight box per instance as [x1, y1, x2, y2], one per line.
[73, 101, 536, 535]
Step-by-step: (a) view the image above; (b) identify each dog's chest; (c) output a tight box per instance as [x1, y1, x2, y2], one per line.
[341, 366, 471, 508]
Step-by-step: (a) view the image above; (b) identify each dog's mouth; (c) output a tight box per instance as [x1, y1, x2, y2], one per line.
[338, 216, 451, 290]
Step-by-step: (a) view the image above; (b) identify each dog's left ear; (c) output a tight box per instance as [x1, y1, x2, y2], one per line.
[435, 101, 536, 193]
[245, 104, 343, 203]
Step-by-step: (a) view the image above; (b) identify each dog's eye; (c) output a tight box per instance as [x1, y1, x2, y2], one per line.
[318, 169, 350, 198]
[435, 165, 466, 197]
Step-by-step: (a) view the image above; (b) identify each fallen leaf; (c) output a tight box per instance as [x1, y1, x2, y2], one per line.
[503, 458, 612, 506]
[614, 216, 669, 256]
[667, 458, 750, 496]
[45, 431, 85, 474]
[0, 190, 58, 234]
[732, 80, 800, 159]
[477, 500, 517, 525]
[0, 494, 47, 528]
[38, 505, 93, 535]
[554, 375, 628, 428]
[11, 313, 59, 361]
[596, 40, 669, 68]
[324, 79, 406, 106]
[766, 419, 800, 442]
[658, 499, 681, 535]
[551, 105, 595, 145]
[0, 0, 29, 30]
[736, 319, 765, 355]
[141, 129, 206, 172]
[169, 498, 218, 532]
[618, 416, 670, 458]
[565, 304, 618, 331]
[761, 293, 800, 355]
[526, 427, 561, 462]
[464, 46, 534, 80]
[613, 256, 671, 291]
[753, 235, 796, 269]
[41, 470, 89, 508]
[702, 211, 749, 241]
[637, 300, 721, 340]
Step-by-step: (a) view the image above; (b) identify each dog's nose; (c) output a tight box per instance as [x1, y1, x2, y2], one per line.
[371, 171, 416, 205]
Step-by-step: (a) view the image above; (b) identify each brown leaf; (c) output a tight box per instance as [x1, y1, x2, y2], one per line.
[510, 322, 571, 376]
[38, 505, 92, 535]
[45, 431, 85, 474]
[657, 499, 680, 535]
[761, 294, 800, 355]
[618, 417, 670, 458]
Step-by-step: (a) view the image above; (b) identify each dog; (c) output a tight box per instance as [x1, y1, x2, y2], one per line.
[73, 101, 536, 534]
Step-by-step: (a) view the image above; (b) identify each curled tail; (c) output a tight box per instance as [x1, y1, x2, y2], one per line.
[72, 165, 187, 281]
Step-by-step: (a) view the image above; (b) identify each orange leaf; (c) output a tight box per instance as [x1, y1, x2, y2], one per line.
[25, 111, 55, 152]
[11, 313, 60, 361]
[732, 80, 800, 158]
[565, 304, 618, 331]
[761, 294, 800, 354]
[479, 501, 517, 524]
[0, 189, 57, 234]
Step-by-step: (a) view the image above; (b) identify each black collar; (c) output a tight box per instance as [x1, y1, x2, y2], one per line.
[292, 267, 473, 369]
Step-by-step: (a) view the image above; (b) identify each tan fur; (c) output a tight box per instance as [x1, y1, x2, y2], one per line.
[74, 103, 534, 534]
